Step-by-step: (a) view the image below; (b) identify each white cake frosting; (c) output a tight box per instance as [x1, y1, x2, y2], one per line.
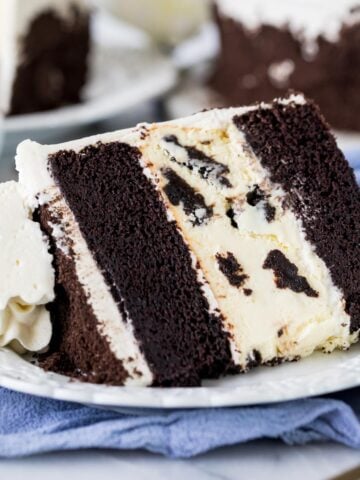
[0, 181, 54, 353]
[0, 0, 89, 114]
[16, 94, 357, 381]
[215, 0, 360, 57]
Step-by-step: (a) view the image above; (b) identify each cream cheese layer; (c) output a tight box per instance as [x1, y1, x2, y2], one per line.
[139, 106, 355, 367]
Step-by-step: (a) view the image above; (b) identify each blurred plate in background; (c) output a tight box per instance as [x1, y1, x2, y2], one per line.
[3, 45, 176, 134]
[1, 11, 177, 146]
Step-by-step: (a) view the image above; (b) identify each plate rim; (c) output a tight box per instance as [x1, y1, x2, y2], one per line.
[0, 345, 360, 409]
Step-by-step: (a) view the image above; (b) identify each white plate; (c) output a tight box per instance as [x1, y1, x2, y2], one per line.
[1, 345, 360, 409]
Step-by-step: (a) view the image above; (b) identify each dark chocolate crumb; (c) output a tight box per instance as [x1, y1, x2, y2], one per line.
[162, 168, 213, 226]
[277, 328, 284, 337]
[163, 134, 232, 187]
[139, 125, 150, 140]
[246, 349, 262, 369]
[246, 185, 276, 222]
[246, 185, 265, 206]
[243, 288, 253, 296]
[226, 206, 239, 229]
[263, 249, 319, 298]
[133, 368, 142, 378]
[216, 252, 248, 288]
[264, 203, 276, 222]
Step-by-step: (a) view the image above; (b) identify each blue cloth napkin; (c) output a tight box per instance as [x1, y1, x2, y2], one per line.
[347, 150, 360, 183]
[0, 387, 360, 459]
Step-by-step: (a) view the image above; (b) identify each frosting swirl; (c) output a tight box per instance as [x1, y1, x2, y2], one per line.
[0, 182, 54, 352]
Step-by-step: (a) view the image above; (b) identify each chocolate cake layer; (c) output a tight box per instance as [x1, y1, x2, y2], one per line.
[46, 142, 233, 386]
[211, 8, 360, 131]
[9, 6, 90, 115]
[234, 100, 360, 331]
[37, 206, 129, 384]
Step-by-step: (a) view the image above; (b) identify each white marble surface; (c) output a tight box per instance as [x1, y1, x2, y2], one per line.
[0, 441, 359, 479]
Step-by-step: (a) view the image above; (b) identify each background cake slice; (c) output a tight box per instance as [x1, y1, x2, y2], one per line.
[210, 0, 360, 132]
[16, 94, 360, 386]
[0, 0, 91, 115]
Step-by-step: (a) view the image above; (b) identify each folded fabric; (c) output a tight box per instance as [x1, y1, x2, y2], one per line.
[345, 149, 359, 183]
[0, 387, 360, 459]
[346, 150, 360, 169]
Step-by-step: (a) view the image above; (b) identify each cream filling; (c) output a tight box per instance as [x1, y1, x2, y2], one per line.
[0, 181, 54, 352]
[140, 119, 356, 368]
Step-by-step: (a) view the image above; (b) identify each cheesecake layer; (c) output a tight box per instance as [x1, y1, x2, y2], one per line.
[139, 97, 357, 366]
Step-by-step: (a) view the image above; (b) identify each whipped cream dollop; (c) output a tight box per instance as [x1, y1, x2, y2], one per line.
[0, 181, 54, 353]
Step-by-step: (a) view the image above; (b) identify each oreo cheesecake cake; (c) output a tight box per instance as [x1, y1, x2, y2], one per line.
[0, 0, 90, 115]
[211, 0, 360, 132]
[16, 94, 360, 386]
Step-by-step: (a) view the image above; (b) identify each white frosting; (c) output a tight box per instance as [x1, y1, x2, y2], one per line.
[15, 93, 355, 377]
[0, 0, 89, 114]
[216, 0, 360, 58]
[0, 181, 54, 352]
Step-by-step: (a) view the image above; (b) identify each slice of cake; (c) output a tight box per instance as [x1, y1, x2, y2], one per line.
[0, 0, 91, 116]
[210, 0, 360, 132]
[0, 181, 54, 353]
[16, 94, 360, 386]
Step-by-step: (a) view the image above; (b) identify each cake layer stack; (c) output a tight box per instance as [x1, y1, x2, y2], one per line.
[15, 94, 360, 386]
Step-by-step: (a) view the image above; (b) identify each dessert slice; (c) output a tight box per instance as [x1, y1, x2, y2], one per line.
[16, 94, 360, 386]
[211, 0, 360, 131]
[0, 0, 90, 115]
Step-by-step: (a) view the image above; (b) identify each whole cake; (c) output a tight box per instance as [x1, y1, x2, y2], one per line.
[0, 0, 91, 116]
[15, 94, 360, 386]
[210, 0, 360, 132]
